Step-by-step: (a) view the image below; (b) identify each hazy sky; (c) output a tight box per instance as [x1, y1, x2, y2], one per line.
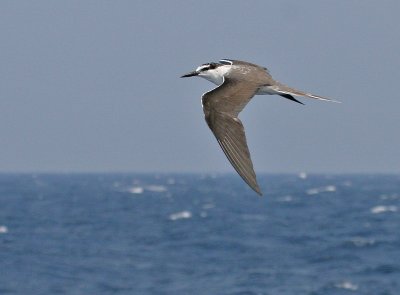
[1, 1, 399, 173]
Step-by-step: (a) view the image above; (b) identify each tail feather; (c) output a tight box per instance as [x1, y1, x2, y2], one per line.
[279, 94, 304, 105]
[272, 83, 340, 103]
[302, 92, 340, 103]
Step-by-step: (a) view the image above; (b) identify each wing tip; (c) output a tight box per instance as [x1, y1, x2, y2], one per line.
[251, 181, 263, 196]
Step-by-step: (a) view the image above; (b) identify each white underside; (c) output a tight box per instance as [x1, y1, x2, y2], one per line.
[256, 86, 281, 95]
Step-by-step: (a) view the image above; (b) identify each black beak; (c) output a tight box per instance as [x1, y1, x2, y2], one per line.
[180, 71, 198, 78]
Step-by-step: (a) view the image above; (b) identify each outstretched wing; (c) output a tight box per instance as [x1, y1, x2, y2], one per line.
[202, 77, 262, 195]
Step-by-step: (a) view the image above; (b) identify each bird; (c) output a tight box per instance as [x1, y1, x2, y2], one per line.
[181, 59, 338, 195]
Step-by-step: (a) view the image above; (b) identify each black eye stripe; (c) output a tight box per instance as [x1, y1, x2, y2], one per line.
[199, 63, 218, 71]
[208, 63, 217, 70]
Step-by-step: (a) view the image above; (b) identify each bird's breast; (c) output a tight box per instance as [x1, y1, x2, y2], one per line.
[203, 74, 224, 86]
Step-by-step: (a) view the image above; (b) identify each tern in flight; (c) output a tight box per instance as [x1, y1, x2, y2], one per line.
[181, 59, 338, 195]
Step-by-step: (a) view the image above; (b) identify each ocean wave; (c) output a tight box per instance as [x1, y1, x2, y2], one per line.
[349, 236, 376, 247]
[306, 185, 336, 195]
[298, 172, 307, 179]
[127, 186, 144, 194]
[379, 193, 399, 200]
[169, 211, 192, 221]
[334, 281, 358, 291]
[145, 185, 168, 193]
[126, 184, 168, 194]
[0, 225, 8, 234]
[277, 195, 293, 202]
[370, 205, 398, 214]
[202, 203, 215, 210]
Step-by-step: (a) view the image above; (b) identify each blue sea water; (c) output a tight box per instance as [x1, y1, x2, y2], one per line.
[0, 173, 399, 295]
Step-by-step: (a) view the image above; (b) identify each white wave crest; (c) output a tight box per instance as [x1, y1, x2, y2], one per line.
[370, 205, 398, 214]
[306, 185, 336, 195]
[335, 281, 358, 291]
[146, 185, 167, 193]
[0, 225, 8, 234]
[169, 211, 192, 221]
[128, 186, 144, 194]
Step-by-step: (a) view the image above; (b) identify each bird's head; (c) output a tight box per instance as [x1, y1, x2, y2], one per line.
[181, 62, 229, 85]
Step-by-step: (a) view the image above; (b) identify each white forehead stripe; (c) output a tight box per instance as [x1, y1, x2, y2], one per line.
[196, 65, 210, 71]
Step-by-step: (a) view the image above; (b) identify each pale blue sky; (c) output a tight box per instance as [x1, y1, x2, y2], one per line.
[0, 1, 399, 173]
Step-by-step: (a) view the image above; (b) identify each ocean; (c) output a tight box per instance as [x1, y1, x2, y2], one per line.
[0, 173, 399, 295]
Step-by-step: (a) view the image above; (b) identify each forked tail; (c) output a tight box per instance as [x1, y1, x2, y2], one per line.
[273, 82, 341, 104]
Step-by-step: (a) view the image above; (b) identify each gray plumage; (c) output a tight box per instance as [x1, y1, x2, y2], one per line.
[182, 59, 338, 195]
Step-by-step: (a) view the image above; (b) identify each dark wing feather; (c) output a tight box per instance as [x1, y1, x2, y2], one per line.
[215, 114, 262, 195]
[202, 77, 262, 195]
